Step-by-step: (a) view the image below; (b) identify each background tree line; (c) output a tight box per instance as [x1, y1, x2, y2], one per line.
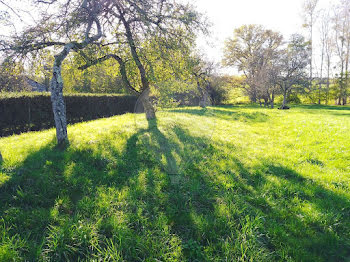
[221, 0, 350, 107]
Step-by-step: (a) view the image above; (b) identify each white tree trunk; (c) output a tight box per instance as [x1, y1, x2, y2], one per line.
[50, 44, 74, 146]
[50, 63, 68, 145]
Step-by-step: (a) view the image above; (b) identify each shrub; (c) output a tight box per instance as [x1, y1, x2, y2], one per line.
[0, 92, 137, 137]
[209, 76, 231, 105]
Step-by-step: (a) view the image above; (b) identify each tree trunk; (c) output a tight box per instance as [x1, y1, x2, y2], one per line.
[140, 88, 156, 120]
[251, 86, 257, 103]
[118, 7, 156, 119]
[271, 90, 275, 109]
[282, 89, 287, 108]
[264, 97, 268, 107]
[50, 44, 74, 146]
[0, 151, 2, 162]
[199, 83, 211, 108]
[326, 60, 330, 105]
[50, 62, 68, 146]
[199, 92, 209, 108]
[319, 39, 325, 105]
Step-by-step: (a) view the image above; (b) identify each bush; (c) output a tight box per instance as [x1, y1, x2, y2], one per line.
[0, 92, 137, 137]
[287, 93, 301, 104]
[153, 80, 200, 108]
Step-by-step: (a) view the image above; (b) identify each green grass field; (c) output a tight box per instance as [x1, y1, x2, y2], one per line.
[0, 105, 349, 261]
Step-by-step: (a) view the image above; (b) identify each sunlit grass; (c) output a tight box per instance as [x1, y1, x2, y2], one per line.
[0, 105, 349, 261]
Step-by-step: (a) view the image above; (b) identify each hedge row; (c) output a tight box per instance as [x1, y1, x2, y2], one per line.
[0, 93, 138, 137]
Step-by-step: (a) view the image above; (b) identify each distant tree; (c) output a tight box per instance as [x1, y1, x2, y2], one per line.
[223, 25, 283, 104]
[277, 34, 309, 109]
[0, 60, 29, 92]
[332, 0, 350, 105]
[324, 14, 335, 105]
[302, 0, 319, 90]
[319, 10, 334, 105]
[255, 56, 282, 109]
[186, 54, 215, 108]
[209, 75, 231, 105]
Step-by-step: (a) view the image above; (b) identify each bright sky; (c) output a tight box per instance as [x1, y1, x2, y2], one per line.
[193, 0, 333, 74]
[0, 0, 338, 75]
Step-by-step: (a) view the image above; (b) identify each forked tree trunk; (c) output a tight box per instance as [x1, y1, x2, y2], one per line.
[282, 89, 287, 109]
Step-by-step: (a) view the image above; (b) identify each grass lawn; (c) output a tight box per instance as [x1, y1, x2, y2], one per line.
[0, 105, 349, 261]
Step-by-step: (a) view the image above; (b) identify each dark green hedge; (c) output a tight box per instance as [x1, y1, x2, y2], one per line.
[0, 93, 137, 137]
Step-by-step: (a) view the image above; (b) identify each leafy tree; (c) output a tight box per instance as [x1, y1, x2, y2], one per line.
[1, 0, 106, 145]
[209, 75, 232, 105]
[0, 60, 29, 92]
[79, 0, 206, 120]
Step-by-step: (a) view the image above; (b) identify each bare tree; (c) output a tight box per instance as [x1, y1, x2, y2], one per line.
[332, 0, 350, 105]
[255, 31, 283, 108]
[223, 25, 283, 104]
[319, 10, 334, 105]
[186, 54, 215, 108]
[303, 0, 319, 91]
[277, 34, 309, 109]
[318, 10, 330, 104]
[324, 32, 334, 105]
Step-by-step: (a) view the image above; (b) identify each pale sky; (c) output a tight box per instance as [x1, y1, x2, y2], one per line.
[193, 0, 334, 74]
[1, 0, 338, 75]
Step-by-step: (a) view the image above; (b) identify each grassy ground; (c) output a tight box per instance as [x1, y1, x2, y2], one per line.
[0, 105, 349, 261]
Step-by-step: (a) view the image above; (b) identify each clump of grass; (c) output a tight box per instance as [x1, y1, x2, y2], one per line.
[0, 105, 349, 261]
[0, 220, 27, 261]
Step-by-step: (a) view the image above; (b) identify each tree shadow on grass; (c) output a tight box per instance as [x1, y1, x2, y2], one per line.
[0, 123, 349, 261]
[168, 107, 269, 123]
[297, 104, 350, 111]
[0, 120, 216, 261]
[295, 105, 350, 118]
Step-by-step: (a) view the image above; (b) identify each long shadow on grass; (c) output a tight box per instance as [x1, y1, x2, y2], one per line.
[297, 104, 350, 111]
[296, 104, 350, 118]
[0, 134, 147, 260]
[0, 121, 216, 260]
[168, 107, 269, 122]
[1, 123, 349, 261]
[239, 161, 350, 261]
